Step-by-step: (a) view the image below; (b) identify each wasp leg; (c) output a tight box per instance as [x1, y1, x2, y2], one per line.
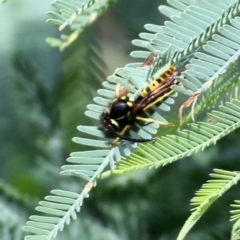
[109, 125, 130, 147]
[115, 83, 121, 97]
[115, 83, 131, 98]
[136, 116, 174, 126]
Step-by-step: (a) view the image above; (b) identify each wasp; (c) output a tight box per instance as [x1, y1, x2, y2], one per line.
[100, 53, 180, 146]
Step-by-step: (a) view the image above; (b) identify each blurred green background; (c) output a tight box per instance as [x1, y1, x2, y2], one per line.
[0, 0, 240, 239]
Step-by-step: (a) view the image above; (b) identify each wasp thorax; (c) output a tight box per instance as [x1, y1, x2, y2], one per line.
[109, 97, 134, 120]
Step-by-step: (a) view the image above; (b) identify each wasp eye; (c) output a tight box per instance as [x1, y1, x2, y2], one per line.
[100, 112, 110, 129]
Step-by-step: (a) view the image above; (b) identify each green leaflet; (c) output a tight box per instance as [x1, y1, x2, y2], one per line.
[133, 0, 240, 96]
[100, 97, 240, 177]
[80, 0, 240, 180]
[46, 0, 115, 50]
[230, 199, 240, 240]
[24, 1, 240, 239]
[23, 189, 92, 239]
[177, 169, 240, 240]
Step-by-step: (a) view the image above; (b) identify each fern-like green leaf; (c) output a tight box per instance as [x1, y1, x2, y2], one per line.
[100, 97, 240, 177]
[65, 1, 240, 180]
[232, 219, 240, 240]
[23, 141, 111, 239]
[133, 0, 240, 99]
[231, 216, 240, 240]
[46, 0, 115, 50]
[57, 0, 240, 190]
[177, 169, 240, 240]
[24, 1, 240, 239]
[231, 200, 240, 222]
[230, 199, 240, 239]
[23, 188, 92, 240]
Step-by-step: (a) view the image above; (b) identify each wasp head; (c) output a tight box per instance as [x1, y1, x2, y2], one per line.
[100, 96, 155, 144]
[100, 96, 134, 132]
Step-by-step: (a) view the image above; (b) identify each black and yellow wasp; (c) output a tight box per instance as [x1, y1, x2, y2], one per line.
[100, 53, 181, 146]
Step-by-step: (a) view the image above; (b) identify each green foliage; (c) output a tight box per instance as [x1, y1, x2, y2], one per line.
[46, 0, 116, 50]
[2, 0, 240, 239]
[177, 169, 240, 240]
[100, 98, 240, 177]
[23, 189, 91, 239]
[22, 0, 240, 239]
